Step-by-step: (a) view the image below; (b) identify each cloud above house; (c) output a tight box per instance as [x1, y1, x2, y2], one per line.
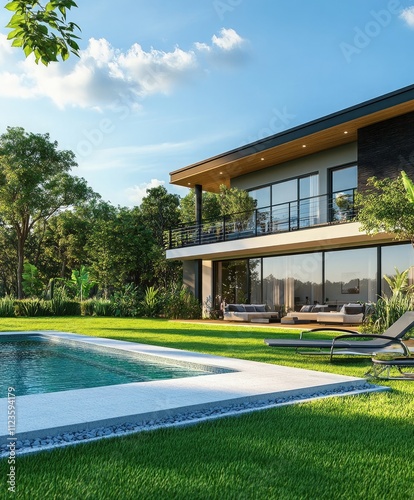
[400, 6, 414, 27]
[0, 28, 248, 110]
[125, 178, 165, 205]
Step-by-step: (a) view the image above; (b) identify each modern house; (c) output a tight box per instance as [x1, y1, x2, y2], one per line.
[165, 85, 414, 315]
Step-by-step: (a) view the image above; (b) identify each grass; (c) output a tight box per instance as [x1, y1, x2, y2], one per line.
[0, 317, 413, 499]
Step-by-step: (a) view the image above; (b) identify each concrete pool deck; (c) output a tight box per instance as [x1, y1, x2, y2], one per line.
[0, 331, 386, 446]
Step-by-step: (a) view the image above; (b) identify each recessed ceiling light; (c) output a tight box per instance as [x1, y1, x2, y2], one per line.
[302, 145, 307, 148]
[187, 182, 191, 185]
[219, 171, 223, 175]
[260, 157, 264, 161]
[344, 131, 348, 134]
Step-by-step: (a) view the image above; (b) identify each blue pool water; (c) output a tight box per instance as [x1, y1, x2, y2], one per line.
[0, 335, 212, 396]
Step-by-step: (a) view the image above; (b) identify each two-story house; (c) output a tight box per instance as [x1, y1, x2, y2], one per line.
[165, 84, 414, 314]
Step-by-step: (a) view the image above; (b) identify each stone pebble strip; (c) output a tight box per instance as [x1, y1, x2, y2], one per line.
[0, 383, 381, 457]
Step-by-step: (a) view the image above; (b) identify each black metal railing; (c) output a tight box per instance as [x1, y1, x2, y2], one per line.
[165, 189, 357, 250]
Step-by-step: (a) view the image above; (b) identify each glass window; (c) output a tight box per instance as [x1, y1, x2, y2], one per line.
[381, 244, 414, 295]
[299, 174, 319, 227]
[325, 247, 377, 306]
[249, 259, 262, 304]
[331, 165, 357, 193]
[215, 259, 249, 305]
[331, 165, 357, 222]
[262, 253, 322, 313]
[249, 186, 270, 209]
[272, 179, 297, 205]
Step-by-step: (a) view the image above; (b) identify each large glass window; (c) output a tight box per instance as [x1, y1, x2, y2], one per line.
[215, 260, 250, 305]
[271, 174, 319, 231]
[262, 253, 322, 313]
[325, 247, 377, 306]
[381, 244, 414, 295]
[213, 244, 410, 313]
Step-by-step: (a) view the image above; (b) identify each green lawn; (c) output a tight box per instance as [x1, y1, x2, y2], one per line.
[0, 317, 413, 499]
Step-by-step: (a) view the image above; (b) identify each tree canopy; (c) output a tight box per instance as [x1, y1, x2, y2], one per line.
[355, 174, 414, 245]
[0, 126, 94, 297]
[4, 0, 80, 64]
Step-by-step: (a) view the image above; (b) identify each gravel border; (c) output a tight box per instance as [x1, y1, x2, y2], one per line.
[0, 382, 384, 458]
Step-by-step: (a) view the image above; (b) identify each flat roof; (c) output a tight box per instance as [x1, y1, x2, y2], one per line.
[170, 84, 414, 192]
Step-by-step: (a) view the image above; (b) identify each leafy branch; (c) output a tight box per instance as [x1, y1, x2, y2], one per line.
[5, 0, 81, 65]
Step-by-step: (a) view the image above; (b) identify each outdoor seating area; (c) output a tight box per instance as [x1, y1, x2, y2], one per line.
[282, 303, 365, 325]
[223, 304, 279, 323]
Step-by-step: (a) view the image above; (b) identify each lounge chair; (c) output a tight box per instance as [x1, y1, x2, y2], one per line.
[264, 311, 414, 361]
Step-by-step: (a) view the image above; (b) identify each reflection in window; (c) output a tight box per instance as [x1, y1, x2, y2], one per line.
[262, 253, 322, 312]
[249, 186, 270, 209]
[381, 244, 414, 295]
[325, 248, 377, 305]
[331, 165, 357, 222]
[215, 260, 249, 306]
[250, 259, 262, 304]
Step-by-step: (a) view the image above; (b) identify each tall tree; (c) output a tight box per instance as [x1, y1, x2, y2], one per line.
[140, 186, 181, 246]
[85, 205, 154, 297]
[140, 186, 182, 289]
[0, 126, 94, 298]
[5, 0, 80, 64]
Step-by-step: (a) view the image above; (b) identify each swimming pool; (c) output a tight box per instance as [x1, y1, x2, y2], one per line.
[0, 334, 215, 396]
[0, 331, 380, 451]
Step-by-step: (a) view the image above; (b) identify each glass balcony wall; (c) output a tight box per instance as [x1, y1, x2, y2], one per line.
[165, 188, 357, 249]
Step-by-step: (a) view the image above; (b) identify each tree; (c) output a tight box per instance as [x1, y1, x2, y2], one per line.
[85, 204, 154, 297]
[0, 127, 94, 298]
[180, 189, 221, 224]
[140, 186, 181, 246]
[179, 185, 256, 224]
[5, 0, 80, 65]
[355, 174, 414, 245]
[140, 186, 182, 289]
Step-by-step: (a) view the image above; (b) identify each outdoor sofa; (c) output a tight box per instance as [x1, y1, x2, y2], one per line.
[223, 304, 279, 323]
[284, 303, 364, 325]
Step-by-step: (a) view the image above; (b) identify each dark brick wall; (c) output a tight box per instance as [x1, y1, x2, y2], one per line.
[358, 111, 414, 192]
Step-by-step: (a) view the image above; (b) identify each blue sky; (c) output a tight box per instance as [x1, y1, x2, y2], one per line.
[0, 0, 414, 206]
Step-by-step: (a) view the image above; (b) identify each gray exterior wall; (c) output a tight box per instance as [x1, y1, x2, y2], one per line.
[231, 142, 357, 194]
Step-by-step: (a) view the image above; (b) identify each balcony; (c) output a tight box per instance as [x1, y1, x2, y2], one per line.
[165, 189, 357, 250]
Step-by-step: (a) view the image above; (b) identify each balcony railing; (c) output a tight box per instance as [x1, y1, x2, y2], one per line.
[165, 189, 357, 250]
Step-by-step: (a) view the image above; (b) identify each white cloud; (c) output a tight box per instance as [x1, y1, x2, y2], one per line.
[125, 178, 165, 204]
[0, 28, 248, 110]
[400, 6, 414, 27]
[212, 28, 245, 51]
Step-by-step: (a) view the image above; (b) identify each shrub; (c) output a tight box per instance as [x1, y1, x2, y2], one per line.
[161, 285, 201, 319]
[362, 294, 414, 336]
[14, 299, 51, 317]
[111, 284, 141, 317]
[0, 297, 15, 317]
[362, 267, 414, 337]
[49, 296, 81, 316]
[140, 286, 161, 318]
[81, 299, 114, 316]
